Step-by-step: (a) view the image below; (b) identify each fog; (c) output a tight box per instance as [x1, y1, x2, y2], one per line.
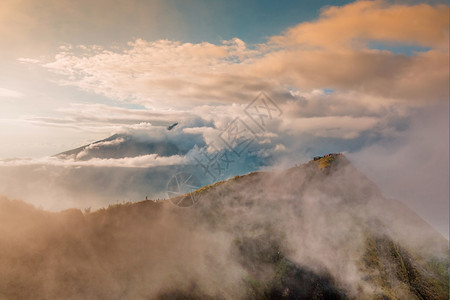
[348, 103, 449, 237]
[0, 156, 446, 299]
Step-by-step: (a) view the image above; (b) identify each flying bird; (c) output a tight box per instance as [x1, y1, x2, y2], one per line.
[167, 122, 178, 131]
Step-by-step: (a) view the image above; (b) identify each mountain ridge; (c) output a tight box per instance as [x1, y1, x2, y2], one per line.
[0, 155, 447, 299]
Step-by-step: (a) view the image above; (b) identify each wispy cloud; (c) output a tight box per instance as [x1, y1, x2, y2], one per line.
[0, 88, 24, 99]
[0, 154, 187, 168]
[24, 103, 203, 132]
[17, 57, 40, 64]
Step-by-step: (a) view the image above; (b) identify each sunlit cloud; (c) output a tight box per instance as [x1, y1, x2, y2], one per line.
[270, 1, 449, 49]
[35, 1, 448, 108]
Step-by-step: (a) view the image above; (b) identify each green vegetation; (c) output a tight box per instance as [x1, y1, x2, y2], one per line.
[317, 156, 337, 170]
[361, 233, 449, 300]
[234, 227, 346, 299]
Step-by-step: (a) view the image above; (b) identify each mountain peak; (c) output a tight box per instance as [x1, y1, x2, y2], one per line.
[55, 133, 187, 161]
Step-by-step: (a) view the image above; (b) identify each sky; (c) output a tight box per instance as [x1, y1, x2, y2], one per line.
[0, 0, 448, 235]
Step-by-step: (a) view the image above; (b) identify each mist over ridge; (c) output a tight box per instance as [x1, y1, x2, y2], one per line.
[0, 155, 447, 299]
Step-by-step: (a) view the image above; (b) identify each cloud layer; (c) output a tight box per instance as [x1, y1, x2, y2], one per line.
[40, 1, 448, 106]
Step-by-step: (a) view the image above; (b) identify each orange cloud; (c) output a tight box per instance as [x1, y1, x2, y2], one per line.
[248, 47, 449, 102]
[39, 1, 448, 106]
[271, 1, 449, 50]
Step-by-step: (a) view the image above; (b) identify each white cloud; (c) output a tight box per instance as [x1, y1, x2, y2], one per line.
[17, 57, 40, 64]
[274, 144, 286, 152]
[74, 138, 125, 160]
[0, 154, 187, 168]
[43, 38, 264, 107]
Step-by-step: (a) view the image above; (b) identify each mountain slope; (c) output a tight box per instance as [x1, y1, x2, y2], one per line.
[55, 133, 188, 160]
[0, 156, 447, 299]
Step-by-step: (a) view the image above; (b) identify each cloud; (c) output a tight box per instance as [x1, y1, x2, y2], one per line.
[249, 48, 448, 102]
[279, 115, 379, 139]
[0, 154, 187, 168]
[38, 1, 448, 106]
[24, 103, 203, 131]
[22, 89, 415, 159]
[74, 137, 125, 159]
[43, 38, 263, 107]
[17, 57, 40, 64]
[0, 87, 24, 99]
[270, 0, 449, 49]
[348, 102, 449, 237]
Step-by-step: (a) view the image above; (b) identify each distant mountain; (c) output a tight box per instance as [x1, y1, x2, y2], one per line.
[0, 155, 447, 299]
[55, 133, 189, 161]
